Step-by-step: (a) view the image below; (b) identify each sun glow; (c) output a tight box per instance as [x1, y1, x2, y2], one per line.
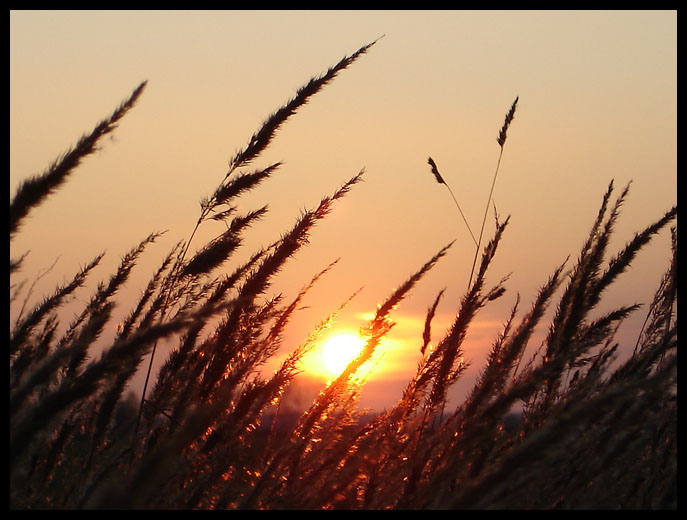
[308, 332, 367, 380]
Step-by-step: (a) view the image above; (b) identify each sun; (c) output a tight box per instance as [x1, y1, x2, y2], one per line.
[314, 333, 366, 379]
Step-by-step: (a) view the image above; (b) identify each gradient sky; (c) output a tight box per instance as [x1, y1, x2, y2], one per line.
[10, 10, 677, 410]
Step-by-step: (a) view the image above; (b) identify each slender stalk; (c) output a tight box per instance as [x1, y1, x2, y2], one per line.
[135, 40, 378, 432]
[468, 147, 504, 288]
[427, 157, 477, 247]
[10, 81, 147, 239]
[468, 96, 518, 288]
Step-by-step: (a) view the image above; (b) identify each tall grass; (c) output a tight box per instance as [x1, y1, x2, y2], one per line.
[10, 41, 676, 510]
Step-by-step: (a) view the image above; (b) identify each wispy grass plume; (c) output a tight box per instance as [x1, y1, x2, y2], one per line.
[427, 157, 478, 247]
[468, 96, 519, 288]
[9, 81, 147, 239]
[10, 42, 676, 511]
[228, 38, 381, 172]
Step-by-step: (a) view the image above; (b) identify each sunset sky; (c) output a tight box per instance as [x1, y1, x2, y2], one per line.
[10, 10, 677, 410]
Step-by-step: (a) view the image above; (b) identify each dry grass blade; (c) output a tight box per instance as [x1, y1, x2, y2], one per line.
[228, 38, 380, 171]
[460, 262, 566, 422]
[62, 232, 163, 346]
[426, 218, 509, 414]
[9, 253, 105, 356]
[631, 226, 677, 357]
[497, 96, 519, 148]
[236, 171, 364, 304]
[450, 355, 676, 509]
[427, 157, 478, 246]
[296, 241, 453, 442]
[262, 258, 341, 349]
[136, 41, 378, 411]
[427, 156, 446, 184]
[591, 204, 676, 306]
[468, 96, 519, 288]
[10, 81, 147, 239]
[198, 171, 364, 400]
[10, 301, 114, 420]
[421, 288, 446, 355]
[10, 40, 677, 510]
[116, 241, 182, 341]
[242, 242, 452, 508]
[209, 162, 282, 211]
[181, 206, 268, 277]
[10, 300, 231, 466]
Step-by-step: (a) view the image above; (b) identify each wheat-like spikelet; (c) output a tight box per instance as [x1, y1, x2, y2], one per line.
[421, 288, 445, 355]
[11, 299, 231, 466]
[181, 206, 268, 277]
[116, 241, 182, 341]
[228, 39, 380, 172]
[10, 301, 114, 421]
[460, 261, 566, 423]
[136, 40, 378, 419]
[9, 81, 147, 239]
[258, 258, 341, 360]
[60, 232, 163, 375]
[10, 38, 677, 509]
[497, 96, 519, 148]
[144, 246, 271, 425]
[9, 253, 104, 357]
[197, 171, 364, 401]
[591, 204, 676, 307]
[449, 354, 675, 509]
[295, 241, 453, 441]
[426, 218, 510, 415]
[427, 157, 478, 246]
[205, 162, 282, 214]
[629, 225, 677, 360]
[241, 242, 452, 508]
[468, 96, 519, 288]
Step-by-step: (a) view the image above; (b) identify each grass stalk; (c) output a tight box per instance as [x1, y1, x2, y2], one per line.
[10, 82, 147, 239]
[10, 43, 676, 510]
[468, 96, 518, 288]
[427, 157, 478, 247]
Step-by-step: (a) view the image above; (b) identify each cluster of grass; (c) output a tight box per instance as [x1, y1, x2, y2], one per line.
[10, 40, 676, 510]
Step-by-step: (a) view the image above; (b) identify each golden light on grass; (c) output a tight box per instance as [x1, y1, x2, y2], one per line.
[9, 21, 677, 508]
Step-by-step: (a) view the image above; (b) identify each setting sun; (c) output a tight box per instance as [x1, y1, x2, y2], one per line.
[309, 333, 367, 380]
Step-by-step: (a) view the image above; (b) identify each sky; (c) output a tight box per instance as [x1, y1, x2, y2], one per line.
[10, 10, 677, 411]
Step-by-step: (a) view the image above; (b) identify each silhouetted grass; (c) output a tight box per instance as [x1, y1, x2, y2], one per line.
[10, 40, 676, 510]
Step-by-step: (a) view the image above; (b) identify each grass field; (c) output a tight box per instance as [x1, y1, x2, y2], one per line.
[10, 41, 676, 510]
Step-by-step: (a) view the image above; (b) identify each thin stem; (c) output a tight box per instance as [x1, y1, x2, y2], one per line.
[468, 96, 518, 288]
[444, 183, 478, 247]
[134, 217, 201, 439]
[468, 147, 504, 289]
[134, 41, 380, 427]
[427, 157, 477, 247]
